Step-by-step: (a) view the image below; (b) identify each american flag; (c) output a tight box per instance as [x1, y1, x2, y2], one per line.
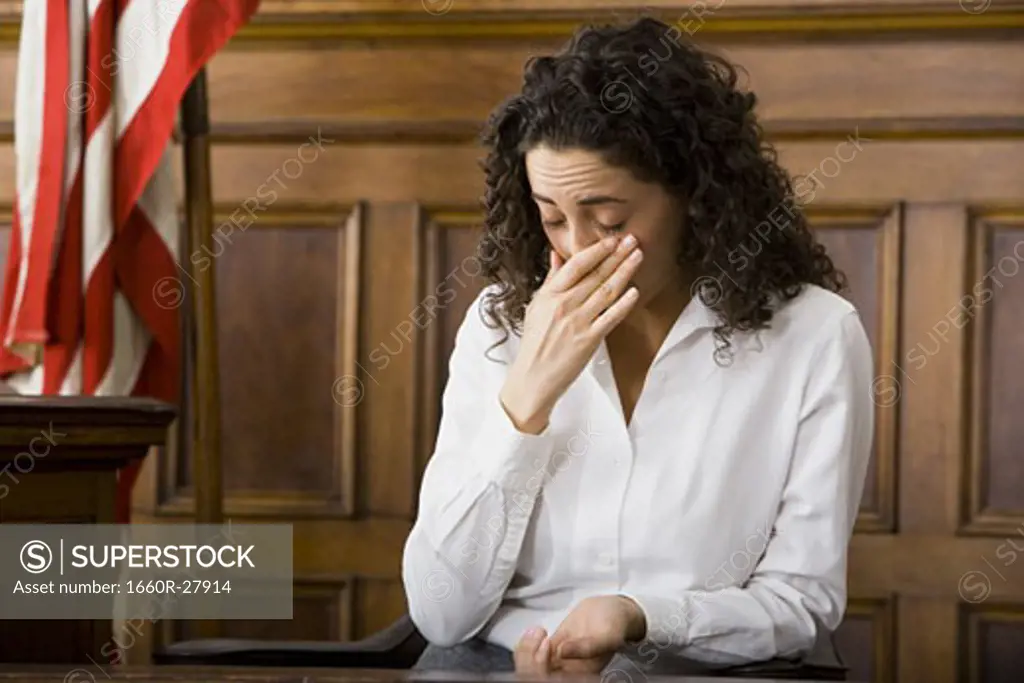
[0, 0, 260, 522]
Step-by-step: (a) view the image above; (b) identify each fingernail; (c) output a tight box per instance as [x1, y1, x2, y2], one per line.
[525, 626, 541, 639]
[623, 234, 637, 248]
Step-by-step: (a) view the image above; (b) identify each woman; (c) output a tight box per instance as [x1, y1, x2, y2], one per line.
[401, 16, 874, 676]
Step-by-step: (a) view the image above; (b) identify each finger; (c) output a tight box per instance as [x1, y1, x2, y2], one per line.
[549, 236, 620, 293]
[557, 637, 603, 660]
[542, 248, 564, 286]
[514, 626, 548, 673]
[536, 636, 552, 670]
[547, 627, 567, 654]
[515, 625, 545, 658]
[591, 286, 640, 338]
[578, 243, 643, 321]
[563, 234, 640, 309]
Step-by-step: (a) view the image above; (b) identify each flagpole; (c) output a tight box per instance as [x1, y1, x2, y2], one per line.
[180, 68, 225, 533]
[179, 68, 224, 640]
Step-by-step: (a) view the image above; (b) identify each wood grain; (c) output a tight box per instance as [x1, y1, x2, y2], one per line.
[963, 605, 1024, 683]
[194, 42, 1024, 125]
[254, 0, 1012, 14]
[200, 140, 1024, 206]
[978, 223, 1024, 517]
[898, 205, 970, 535]
[210, 225, 344, 494]
[834, 597, 896, 683]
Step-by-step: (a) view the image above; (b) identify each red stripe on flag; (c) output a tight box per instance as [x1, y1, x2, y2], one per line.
[84, 0, 114, 139]
[0, 212, 30, 374]
[116, 205, 181, 378]
[41, 172, 84, 394]
[82, 249, 116, 395]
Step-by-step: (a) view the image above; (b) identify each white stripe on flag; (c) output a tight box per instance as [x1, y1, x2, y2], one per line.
[5, 0, 47, 354]
[137, 145, 181, 261]
[97, 293, 151, 396]
[82, 111, 116, 278]
[115, 0, 191, 138]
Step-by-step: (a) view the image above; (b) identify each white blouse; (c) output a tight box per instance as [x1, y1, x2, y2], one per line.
[402, 282, 874, 666]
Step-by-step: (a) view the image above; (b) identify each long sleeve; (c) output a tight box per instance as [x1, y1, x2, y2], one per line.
[624, 309, 875, 665]
[401, 291, 556, 647]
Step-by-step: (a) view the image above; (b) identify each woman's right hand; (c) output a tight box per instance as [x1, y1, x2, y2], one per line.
[499, 234, 643, 434]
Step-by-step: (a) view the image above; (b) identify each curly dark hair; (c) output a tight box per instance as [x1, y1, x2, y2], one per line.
[475, 16, 847, 361]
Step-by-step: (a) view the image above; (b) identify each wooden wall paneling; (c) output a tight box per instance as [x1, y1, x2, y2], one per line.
[358, 202, 422, 518]
[847, 534, 1024, 603]
[834, 596, 897, 683]
[252, 0, 1010, 15]
[897, 599, 959, 683]
[891, 205, 969, 683]
[964, 212, 1024, 534]
[194, 42, 1024, 126]
[887, 205, 1024, 682]
[810, 205, 901, 532]
[416, 209, 441, 483]
[194, 140, 1024, 210]
[157, 206, 359, 518]
[899, 204, 971, 535]
[353, 577, 409, 640]
[961, 604, 1024, 683]
[232, 6, 1024, 44]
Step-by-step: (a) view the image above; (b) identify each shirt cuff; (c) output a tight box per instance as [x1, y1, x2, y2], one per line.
[620, 592, 695, 649]
[472, 392, 555, 493]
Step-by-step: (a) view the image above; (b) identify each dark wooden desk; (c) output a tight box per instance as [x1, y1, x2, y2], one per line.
[0, 396, 177, 665]
[0, 666, 854, 683]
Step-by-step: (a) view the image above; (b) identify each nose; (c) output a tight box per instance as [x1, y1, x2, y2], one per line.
[567, 223, 602, 256]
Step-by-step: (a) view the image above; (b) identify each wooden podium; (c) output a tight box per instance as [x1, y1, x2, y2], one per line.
[0, 395, 176, 664]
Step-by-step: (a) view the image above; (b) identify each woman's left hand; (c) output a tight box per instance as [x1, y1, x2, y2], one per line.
[515, 596, 647, 675]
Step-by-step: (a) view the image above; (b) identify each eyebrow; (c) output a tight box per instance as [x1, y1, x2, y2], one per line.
[531, 193, 627, 207]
